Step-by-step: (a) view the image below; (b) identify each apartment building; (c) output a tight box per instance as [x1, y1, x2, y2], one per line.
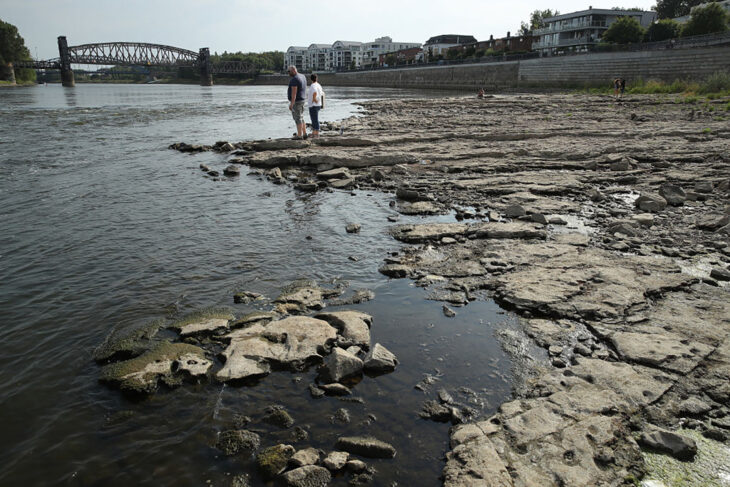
[423, 34, 477, 58]
[286, 36, 421, 72]
[532, 8, 656, 54]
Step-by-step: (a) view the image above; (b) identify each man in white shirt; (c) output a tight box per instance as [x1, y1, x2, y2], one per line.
[307, 74, 325, 138]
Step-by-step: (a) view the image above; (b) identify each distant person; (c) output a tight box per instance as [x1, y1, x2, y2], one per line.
[613, 78, 620, 99]
[307, 74, 325, 138]
[619, 78, 626, 99]
[477, 88, 485, 99]
[287, 66, 307, 139]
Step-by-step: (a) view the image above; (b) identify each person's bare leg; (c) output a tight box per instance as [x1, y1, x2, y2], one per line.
[297, 123, 306, 137]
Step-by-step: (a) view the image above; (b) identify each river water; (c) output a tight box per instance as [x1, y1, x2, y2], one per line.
[0, 84, 514, 486]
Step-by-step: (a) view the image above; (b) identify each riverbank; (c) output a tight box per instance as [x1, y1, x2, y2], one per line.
[173, 92, 730, 486]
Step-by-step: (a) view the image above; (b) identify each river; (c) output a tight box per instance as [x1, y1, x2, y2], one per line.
[0, 84, 513, 486]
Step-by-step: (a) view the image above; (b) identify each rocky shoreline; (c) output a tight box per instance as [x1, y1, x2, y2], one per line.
[165, 93, 730, 486]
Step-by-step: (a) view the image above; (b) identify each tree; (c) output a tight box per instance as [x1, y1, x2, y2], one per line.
[644, 18, 681, 41]
[602, 16, 646, 43]
[518, 9, 559, 35]
[0, 18, 35, 82]
[682, 2, 729, 36]
[654, 0, 704, 19]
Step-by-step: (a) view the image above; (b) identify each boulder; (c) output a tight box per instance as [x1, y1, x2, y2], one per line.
[335, 436, 396, 459]
[379, 263, 410, 278]
[396, 187, 432, 202]
[315, 311, 372, 349]
[224, 165, 241, 176]
[322, 451, 349, 470]
[257, 444, 295, 479]
[317, 167, 351, 180]
[635, 193, 667, 212]
[638, 428, 697, 461]
[345, 223, 361, 234]
[504, 204, 526, 218]
[363, 343, 398, 373]
[659, 184, 686, 206]
[289, 447, 320, 467]
[280, 466, 331, 487]
[318, 347, 363, 383]
[216, 429, 260, 456]
[330, 178, 355, 189]
[319, 383, 352, 396]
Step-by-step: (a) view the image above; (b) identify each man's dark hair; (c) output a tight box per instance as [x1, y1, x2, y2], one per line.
[311, 74, 318, 82]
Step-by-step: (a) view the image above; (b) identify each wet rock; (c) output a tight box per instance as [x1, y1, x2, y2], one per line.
[317, 167, 351, 180]
[224, 165, 241, 176]
[419, 400, 452, 422]
[318, 347, 363, 383]
[548, 216, 567, 225]
[207, 170, 220, 177]
[328, 289, 375, 306]
[257, 444, 295, 479]
[323, 451, 349, 470]
[93, 319, 164, 363]
[217, 316, 337, 381]
[378, 263, 410, 278]
[531, 213, 548, 225]
[200, 164, 210, 172]
[363, 343, 398, 373]
[695, 181, 713, 193]
[638, 428, 697, 461]
[252, 139, 309, 151]
[216, 429, 261, 456]
[233, 291, 264, 304]
[396, 186, 432, 202]
[504, 204, 526, 218]
[280, 465, 331, 487]
[335, 436, 396, 459]
[345, 223, 361, 234]
[438, 388, 454, 404]
[319, 383, 352, 396]
[294, 182, 318, 192]
[331, 178, 355, 189]
[659, 184, 686, 206]
[332, 407, 351, 424]
[309, 383, 325, 398]
[635, 193, 667, 213]
[230, 311, 277, 329]
[587, 187, 604, 202]
[263, 406, 295, 429]
[397, 200, 446, 215]
[442, 305, 456, 318]
[100, 342, 210, 395]
[315, 311, 372, 350]
[290, 447, 320, 467]
[274, 286, 325, 311]
[346, 459, 367, 473]
[170, 309, 234, 337]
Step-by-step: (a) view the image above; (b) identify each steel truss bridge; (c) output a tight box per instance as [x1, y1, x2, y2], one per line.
[14, 37, 255, 85]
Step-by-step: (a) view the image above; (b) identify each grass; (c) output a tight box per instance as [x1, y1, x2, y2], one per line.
[580, 71, 730, 100]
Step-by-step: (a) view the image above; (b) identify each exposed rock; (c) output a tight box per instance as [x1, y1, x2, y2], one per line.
[378, 263, 410, 278]
[335, 436, 396, 459]
[331, 178, 355, 189]
[319, 383, 352, 396]
[216, 429, 260, 456]
[442, 305, 456, 318]
[396, 186, 432, 202]
[345, 459, 367, 473]
[638, 428, 697, 461]
[504, 204, 526, 218]
[317, 167, 351, 180]
[635, 193, 667, 212]
[257, 444, 295, 479]
[100, 342, 210, 395]
[217, 316, 337, 381]
[280, 465, 331, 487]
[710, 268, 730, 281]
[274, 286, 325, 312]
[289, 447, 320, 467]
[233, 291, 264, 304]
[322, 451, 349, 470]
[318, 347, 363, 383]
[224, 165, 241, 176]
[171, 310, 233, 336]
[262, 406, 295, 429]
[659, 183, 686, 206]
[346, 223, 361, 234]
[93, 319, 163, 363]
[419, 400, 452, 422]
[315, 311, 372, 349]
[363, 343, 398, 373]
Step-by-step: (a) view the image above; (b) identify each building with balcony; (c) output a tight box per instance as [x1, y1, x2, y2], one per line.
[532, 8, 657, 54]
[361, 36, 422, 67]
[306, 44, 332, 72]
[423, 34, 477, 59]
[285, 46, 309, 71]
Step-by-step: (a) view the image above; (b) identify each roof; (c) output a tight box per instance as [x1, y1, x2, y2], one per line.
[544, 8, 651, 22]
[424, 34, 477, 45]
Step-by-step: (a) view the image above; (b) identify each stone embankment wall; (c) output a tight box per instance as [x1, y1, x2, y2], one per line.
[254, 45, 730, 91]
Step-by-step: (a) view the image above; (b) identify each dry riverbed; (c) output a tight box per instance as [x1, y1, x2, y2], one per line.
[167, 93, 730, 486]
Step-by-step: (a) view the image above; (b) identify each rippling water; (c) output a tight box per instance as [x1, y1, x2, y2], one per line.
[0, 84, 513, 486]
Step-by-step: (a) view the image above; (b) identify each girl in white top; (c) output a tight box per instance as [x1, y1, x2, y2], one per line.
[307, 74, 325, 138]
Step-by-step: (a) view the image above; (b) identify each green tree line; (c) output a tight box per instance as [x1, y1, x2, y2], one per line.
[0, 18, 36, 82]
[211, 51, 284, 73]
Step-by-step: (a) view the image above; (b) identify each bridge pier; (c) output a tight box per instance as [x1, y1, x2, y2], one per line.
[199, 48, 213, 86]
[1, 63, 16, 85]
[58, 36, 75, 87]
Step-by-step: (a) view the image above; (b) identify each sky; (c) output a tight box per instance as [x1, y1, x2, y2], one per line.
[4, 0, 657, 61]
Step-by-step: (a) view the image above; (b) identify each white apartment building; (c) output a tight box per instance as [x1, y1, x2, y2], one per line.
[532, 8, 657, 54]
[286, 36, 421, 71]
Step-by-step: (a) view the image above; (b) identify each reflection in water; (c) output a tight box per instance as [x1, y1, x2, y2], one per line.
[63, 87, 77, 107]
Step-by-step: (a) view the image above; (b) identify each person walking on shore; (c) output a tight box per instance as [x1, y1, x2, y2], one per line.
[287, 66, 307, 139]
[307, 74, 325, 138]
[613, 78, 620, 99]
[619, 78, 626, 100]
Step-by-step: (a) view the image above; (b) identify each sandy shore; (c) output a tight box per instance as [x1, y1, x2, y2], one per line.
[174, 93, 730, 486]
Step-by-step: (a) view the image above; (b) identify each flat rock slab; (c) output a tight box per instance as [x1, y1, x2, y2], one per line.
[176, 318, 230, 337]
[217, 316, 337, 381]
[280, 465, 332, 487]
[315, 311, 372, 349]
[610, 330, 714, 374]
[390, 221, 545, 243]
[443, 435, 512, 487]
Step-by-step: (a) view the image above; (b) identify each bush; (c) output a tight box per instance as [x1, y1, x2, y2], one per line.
[682, 2, 729, 36]
[644, 19, 682, 42]
[697, 71, 730, 94]
[602, 16, 646, 44]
